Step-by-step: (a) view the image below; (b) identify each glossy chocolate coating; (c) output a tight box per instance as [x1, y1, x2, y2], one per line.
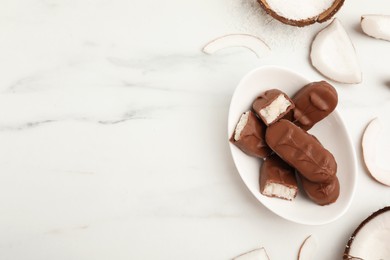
[260, 154, 298, 200]
[252, 89, 294, 126]
[265, 119, 337, 182]
[230, 111, 272, 158]
[300, 175, 340, 206]
[292, 81, 338, 131]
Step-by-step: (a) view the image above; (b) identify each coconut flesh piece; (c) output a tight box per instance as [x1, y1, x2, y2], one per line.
[233, 247, 270, 260]
[298, 235, 317, 260]
[362, 118, 390, 186]
[361, 15, 390, 41]
[202, 34, 270, 59]
[344, 207, 390, 260]
[310, 19, 362, 84]
[257, 0, 345, 27]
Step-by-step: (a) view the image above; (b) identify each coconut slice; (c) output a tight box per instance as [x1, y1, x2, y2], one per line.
[202, 34, 270, 59]
[257, 0, 344, 27]
[343, 207, 390, 259]
[361, 15, 390, 42]
[233, 247, 270, 260]
[298, 235, 317, 260]
[310, 19, 362, 84]
[362, 118, 390, 186]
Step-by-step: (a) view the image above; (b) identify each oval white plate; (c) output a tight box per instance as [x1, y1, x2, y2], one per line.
[228, 66, 357, 225]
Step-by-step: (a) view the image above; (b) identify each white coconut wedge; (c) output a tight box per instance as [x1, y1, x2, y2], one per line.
[361, 15, 390, 42]
[344, 207, 390, 260]
[310, 19, 362, 84]
[362, 118, 390, 186]
[202, 34, 270, 59]
[298, 235, 317, 260]
[233, 247, 270, 260]
[257, 0, 344, 27]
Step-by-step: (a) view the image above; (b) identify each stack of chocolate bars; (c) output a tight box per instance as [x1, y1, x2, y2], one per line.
[230, 81, 340, 206]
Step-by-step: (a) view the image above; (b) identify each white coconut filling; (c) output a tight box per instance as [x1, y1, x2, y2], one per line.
[265, 0, 335, 20]
[234, 111, 250, 141]
[263, 183, 296, 200]
[260, 94, 291, 124]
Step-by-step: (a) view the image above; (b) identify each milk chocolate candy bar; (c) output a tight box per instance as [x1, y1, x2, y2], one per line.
[230, 111, 272, 158]
[265, 119, 337, 182]
[299, 175, 340, 206]
[260, 154, 298, 201]
[252, 89, 295, 126]
[292, 81, 338, 131]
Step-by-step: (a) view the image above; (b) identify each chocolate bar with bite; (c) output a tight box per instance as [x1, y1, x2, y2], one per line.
[230, 111, 272, 158]
[265, 119, 337, 183]
[292, 81, 338, 131]
[260, 154, 298, 201]
[252, 89, 295, 126]
[299, 175, 340, 206]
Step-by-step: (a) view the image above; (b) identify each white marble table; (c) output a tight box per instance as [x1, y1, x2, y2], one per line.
[0, 1, 389, 259]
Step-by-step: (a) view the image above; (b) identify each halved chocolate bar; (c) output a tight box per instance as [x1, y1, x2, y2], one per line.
[260, 154, 298, 201]
[252, 89, 295, 126]
[265, 119, 337, 183]
[230, 111, 272, 158]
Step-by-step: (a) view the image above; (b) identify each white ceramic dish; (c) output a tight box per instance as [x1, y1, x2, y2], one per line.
[228, 66, 357, 225]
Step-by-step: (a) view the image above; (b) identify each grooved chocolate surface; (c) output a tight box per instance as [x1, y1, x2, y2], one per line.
[292, 81, 338, 131]
[265, 119, 337, 182]
[300, 175, 340, 206]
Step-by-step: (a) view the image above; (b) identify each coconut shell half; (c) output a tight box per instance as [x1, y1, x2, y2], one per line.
[257, 0, 345, 27]
[343, 206, 390, 259]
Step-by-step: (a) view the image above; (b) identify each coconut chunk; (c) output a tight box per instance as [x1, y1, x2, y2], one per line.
[202, 34, 270, 59]
[310, 19, 362, 84]
[361, 15, 390, 41]
[344, 207, 390, 260]
[362, 118, 390, 186]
